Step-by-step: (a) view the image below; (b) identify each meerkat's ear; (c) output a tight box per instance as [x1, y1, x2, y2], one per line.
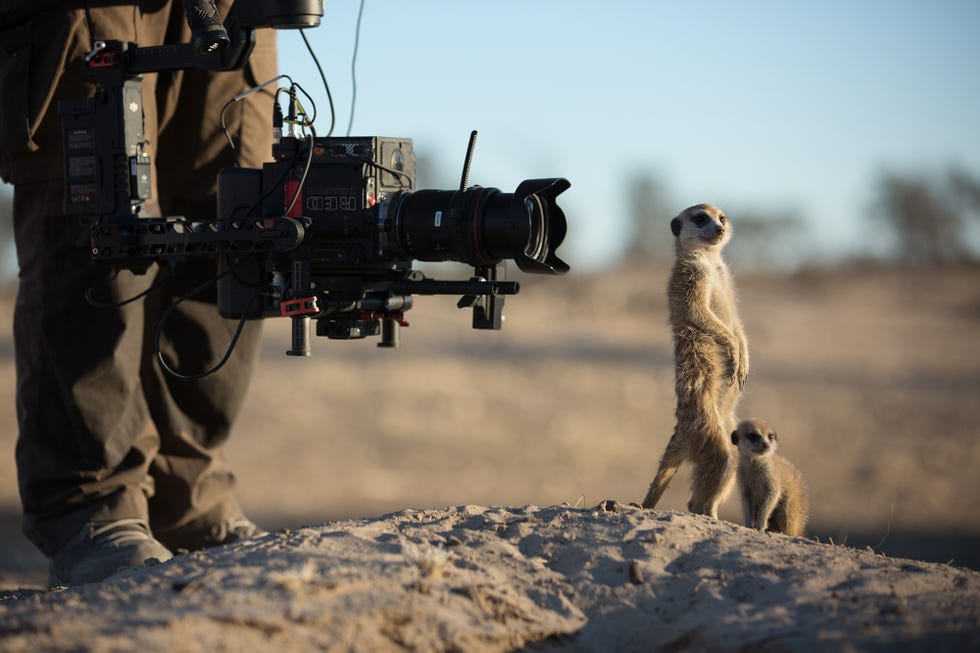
[670, 217, 682, 237]
[730, 431, 739, 445]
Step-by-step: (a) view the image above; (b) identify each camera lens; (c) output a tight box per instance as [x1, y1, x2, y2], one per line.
[524, 195, 546, 260]
[382, 178, 569, 275]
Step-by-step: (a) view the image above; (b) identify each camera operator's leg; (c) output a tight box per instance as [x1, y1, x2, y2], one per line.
[141, 260, 265, 550]
[12, 182, 173, 584]
[4, 5, 184, 584]
[141, 17, 278, 550]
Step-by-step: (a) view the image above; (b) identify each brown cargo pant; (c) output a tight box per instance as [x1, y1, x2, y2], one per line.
[0, 2, 277, 556]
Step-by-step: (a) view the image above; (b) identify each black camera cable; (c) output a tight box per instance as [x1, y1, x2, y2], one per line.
[339, 153, 413, 190]
[84, 271, 168, 309]
[83, 260, 260, 380]
[346, 0, 366, 136]
[299, 29, 336, 137]
[277, 81, 318, 129]
[153, 263, 267, 381]
[220, 74, 295, 167]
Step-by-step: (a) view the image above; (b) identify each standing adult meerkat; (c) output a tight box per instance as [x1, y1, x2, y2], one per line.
[731, 418, 810, 536]
[641, 204, 749, 517]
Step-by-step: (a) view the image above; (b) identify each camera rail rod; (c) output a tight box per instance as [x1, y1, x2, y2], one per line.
[89, 216, 306, 261]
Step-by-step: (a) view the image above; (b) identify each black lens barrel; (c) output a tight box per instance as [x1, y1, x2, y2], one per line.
[386, 178, 569, 275]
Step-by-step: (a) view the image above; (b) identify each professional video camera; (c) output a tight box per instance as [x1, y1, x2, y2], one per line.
[58, 0, 570, 362]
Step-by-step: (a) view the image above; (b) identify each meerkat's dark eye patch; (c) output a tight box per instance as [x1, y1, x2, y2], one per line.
[768, 433, 775, 442]
[719, 215, 727, 224]
[692, 213, 709, 227]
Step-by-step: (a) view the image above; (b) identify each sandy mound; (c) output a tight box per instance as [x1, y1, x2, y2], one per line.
[1, 503, 977, 652]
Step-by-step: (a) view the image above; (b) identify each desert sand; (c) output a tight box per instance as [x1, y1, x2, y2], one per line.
[2, 503, 979, 651]
[1, 263, 979, 649]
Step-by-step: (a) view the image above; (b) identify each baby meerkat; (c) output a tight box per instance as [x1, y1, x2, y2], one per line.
[642, 204, 749, 518]
[731, 418, 809, 537]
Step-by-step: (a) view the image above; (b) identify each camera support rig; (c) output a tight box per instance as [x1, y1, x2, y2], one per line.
[59, 0, 570, 360]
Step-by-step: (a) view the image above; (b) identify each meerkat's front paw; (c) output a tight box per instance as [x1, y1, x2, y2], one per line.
[736, 365, 748, 390]
[737, 353, 749, 388]
[725, 353, 740, 387]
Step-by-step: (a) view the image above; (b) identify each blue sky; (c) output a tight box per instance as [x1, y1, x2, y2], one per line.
[275, 1, 980, 269]
[5, 1, 972, 271]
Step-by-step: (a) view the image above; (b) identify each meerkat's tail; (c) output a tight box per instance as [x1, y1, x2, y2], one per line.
[642, 432, 685, 509]
[641, 465, 679, 509]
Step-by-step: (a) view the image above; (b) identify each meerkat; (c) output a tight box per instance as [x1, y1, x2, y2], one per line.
[641, 204, 749, 518]
[731, 418, 809, 536]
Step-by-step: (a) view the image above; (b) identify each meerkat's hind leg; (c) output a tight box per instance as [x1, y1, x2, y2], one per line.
[766, 501, 789, 534]
[642, 432, 687, 509]
[783, 511, 805, 537]
[781, 495, 809, 537]
[688, 443, 736, 518]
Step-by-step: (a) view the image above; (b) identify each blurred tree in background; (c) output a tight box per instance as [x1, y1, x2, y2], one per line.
[624, 171, 674, 264]
[948, 166, 980, 216]
[870, 168, 980, 266]
[723, 209, 804, 271]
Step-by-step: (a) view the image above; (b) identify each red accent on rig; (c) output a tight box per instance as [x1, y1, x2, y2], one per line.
[88, 53, 121, 68]
[284, 179, 303, 217]
[280, 296, 319, 317]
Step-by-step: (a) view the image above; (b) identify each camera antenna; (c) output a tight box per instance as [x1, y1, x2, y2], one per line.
[459, 130, 478, 192]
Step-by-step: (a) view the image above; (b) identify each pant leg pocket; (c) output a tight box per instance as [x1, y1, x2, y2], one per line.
[0, 13, 82, 180]
[0, 23, 32, 179]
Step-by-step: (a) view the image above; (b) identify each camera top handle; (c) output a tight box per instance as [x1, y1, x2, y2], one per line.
[123, 0, 323, 74]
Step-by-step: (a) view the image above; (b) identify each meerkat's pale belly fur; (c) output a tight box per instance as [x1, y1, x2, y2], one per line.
[669, 254, 747, 419]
